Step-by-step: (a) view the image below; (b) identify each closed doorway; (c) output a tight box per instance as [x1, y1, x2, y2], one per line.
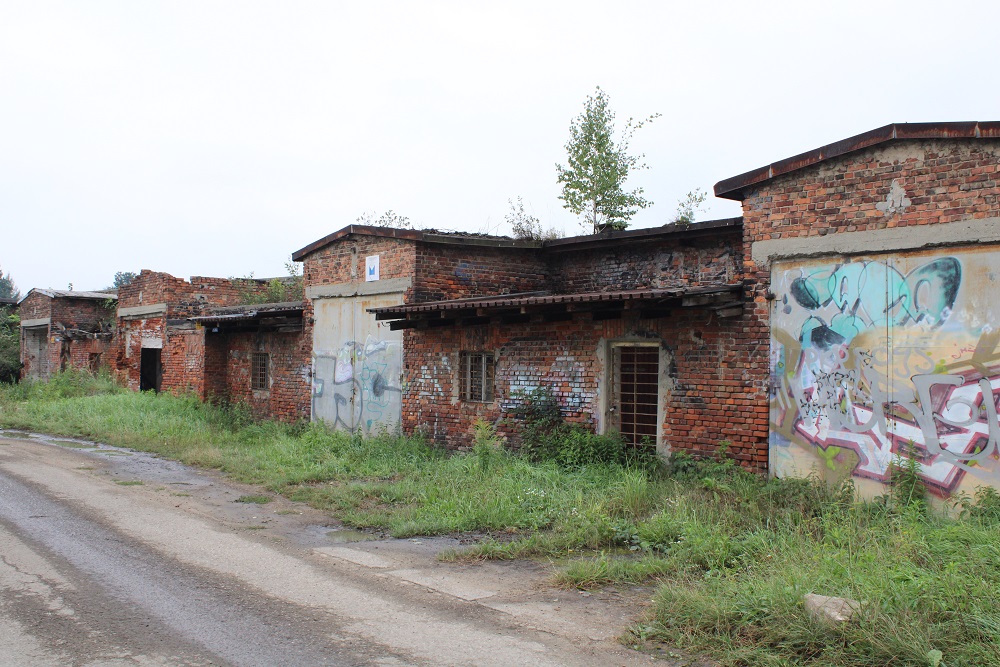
[609, 343, 661, 448]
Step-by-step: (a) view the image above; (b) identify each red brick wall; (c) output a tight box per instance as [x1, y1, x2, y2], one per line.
[741, 141, 1000, 248]
[207, 330, 310, 422]
[17, 292, 50, 322]
[117, 316, 165, 391]
[413, 244, 547, 301]
[303, 236, 417, 289]
[549, 231, 742, 293]
[401, 311, 763, 467]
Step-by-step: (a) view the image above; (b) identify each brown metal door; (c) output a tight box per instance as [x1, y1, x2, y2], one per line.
[612, 345, 660, 447]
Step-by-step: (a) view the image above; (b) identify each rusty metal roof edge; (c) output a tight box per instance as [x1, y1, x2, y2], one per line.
[369, 283, 742, 316]
[714, 122, 1000, 201]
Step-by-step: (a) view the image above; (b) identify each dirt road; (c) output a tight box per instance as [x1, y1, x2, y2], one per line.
[0, 432, 662, 666]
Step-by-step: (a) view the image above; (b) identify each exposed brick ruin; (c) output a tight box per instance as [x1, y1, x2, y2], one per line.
[19, 290, 116, 380]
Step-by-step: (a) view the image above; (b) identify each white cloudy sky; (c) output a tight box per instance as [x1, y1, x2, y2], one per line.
[3, 1, 999, 293]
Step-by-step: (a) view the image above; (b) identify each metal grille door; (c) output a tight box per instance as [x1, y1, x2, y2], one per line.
[612, 346, 660, 447]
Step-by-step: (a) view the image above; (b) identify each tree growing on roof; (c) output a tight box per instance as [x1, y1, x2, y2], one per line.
[556, 87, 659, 234]
[506, 197, 560, 240]
[671, 188, 708, 224]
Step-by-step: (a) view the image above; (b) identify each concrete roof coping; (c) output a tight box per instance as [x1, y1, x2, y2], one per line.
[714, 121, 1000, 201]
[19, 288, 118, 304]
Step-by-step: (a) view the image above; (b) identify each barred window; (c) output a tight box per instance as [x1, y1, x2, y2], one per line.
[251, 352, 269, 391]
[460, 352, 494, 402]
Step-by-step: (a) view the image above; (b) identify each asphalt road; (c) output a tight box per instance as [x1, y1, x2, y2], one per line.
[0, 433, 660, 667]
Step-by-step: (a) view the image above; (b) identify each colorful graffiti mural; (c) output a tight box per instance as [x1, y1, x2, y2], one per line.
[770, 248, 1000, 496]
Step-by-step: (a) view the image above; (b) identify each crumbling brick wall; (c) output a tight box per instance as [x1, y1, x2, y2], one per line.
[19, 292, 115, 380]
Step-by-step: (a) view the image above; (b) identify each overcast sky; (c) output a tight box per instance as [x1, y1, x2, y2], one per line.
[3, 1, 999, 294]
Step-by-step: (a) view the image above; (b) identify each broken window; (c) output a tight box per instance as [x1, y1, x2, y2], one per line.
[460, 351, 494, 402]
[251, 352, 269, 391]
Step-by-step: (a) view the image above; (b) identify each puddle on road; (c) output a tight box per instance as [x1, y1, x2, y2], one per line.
[90, 450, 133, 456]
[326, 528, 375, 543]
[49, 440, 93, 449]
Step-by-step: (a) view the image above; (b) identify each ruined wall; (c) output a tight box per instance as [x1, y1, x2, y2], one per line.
[117, 271, 245, 317]
[20, 292, 115, 380]
[745, 140, 1000, 496]
[402, 311, 762, 465]
[207, 330, 310, 422]
[548, 230, 742, 293]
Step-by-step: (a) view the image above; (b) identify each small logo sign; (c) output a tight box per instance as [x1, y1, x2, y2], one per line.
[365, 255, 380, 282]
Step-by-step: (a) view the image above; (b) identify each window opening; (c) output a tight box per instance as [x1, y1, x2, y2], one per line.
[460, 352, 494, 402]
[251, 352, 269, 391]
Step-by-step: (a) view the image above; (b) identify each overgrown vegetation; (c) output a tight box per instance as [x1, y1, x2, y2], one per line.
[231, 257, 304, 305]
[2, 373, 999, 666]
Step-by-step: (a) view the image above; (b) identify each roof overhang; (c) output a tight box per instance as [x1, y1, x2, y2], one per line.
[714, 121, 1000, 201]
[191, 301, 305, 333]
[368, 285, 744, 330]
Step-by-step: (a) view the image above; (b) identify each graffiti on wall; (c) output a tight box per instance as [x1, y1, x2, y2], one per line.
[314, 335, 402, 434]
[770, 249, 1000, 495]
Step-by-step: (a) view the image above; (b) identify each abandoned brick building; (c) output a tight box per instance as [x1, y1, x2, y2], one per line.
[113, 270, 310, 421]
[20, 121, 1000, 498]
[18, 289, 116, 380]
[292, 121, 1000, 499]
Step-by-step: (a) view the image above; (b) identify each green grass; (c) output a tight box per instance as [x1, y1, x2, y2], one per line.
[2, 372, 999, 666]
[235, 494, 273, 504]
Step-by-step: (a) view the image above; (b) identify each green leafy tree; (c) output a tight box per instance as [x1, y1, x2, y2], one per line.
[112, 271, 138, 289]
[0, 267, 19, 300]
[556, 87, 659, 234]
[506, 197, 560, 240]
[0, 306, 20, 383]
[672, 188, 708, 224]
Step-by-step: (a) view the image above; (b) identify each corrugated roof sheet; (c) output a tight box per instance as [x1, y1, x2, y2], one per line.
[369, 285, 741, 319]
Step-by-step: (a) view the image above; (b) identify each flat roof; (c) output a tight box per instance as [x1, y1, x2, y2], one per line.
[714, 121, 1000, 201]
[292, 218, 743, 261]
[19, 288, 117, 304]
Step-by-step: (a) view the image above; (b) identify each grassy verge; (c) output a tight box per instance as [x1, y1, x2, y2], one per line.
[2, 371, 999, 666]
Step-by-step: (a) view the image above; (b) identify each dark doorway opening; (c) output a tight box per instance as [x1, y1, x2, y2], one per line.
[611, 345, 660, 447]
[140, 348, 161, 392]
